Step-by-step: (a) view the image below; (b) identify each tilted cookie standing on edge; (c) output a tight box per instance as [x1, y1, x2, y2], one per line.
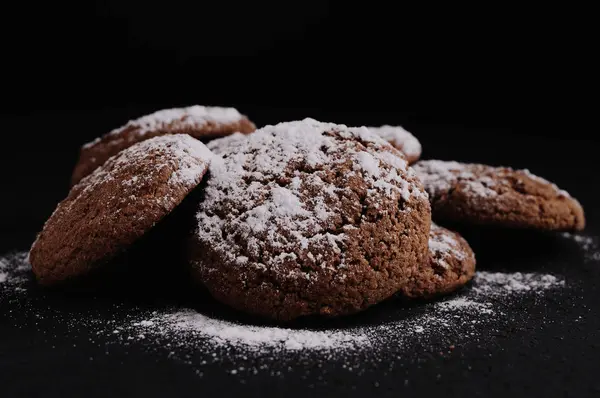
[71, 105, 255, 186]
[413, 160, 585, 231]
[190, 118, 432, 322]
[30, 135, 214, 286]
[368, 125, 422, 164]
[401, 223, 476, 298]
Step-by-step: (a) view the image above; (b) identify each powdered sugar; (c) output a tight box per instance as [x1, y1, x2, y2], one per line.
[195, 118, 426, 284]
[354, 151, 381, 177]
[414, 160, 492, 198]
[429, 233, 461, 257]
[83, 106, 246, 148]
[121, 268, 565, 361]
[563, 233, 594, 248]
[435, 297, 494, 315]
[270, 186, 311, 218]
[133, 310, 366, 351]
[164, 137, 214, 187]
[0, 250, 580, 379]
[473, 272, 565, 294]
[207, 132, 248, 153]
[463, 178, 498, 198]
[0, 252, 30, 290]
[79, 135, 211, 204]
[561, 232, 600, 261]
[414, 160, 574, 200]
[428, 223, 469, 263]
[368, 125, 422, 161]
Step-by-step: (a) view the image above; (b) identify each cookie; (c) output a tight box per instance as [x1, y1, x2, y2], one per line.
[190, 118, 431, 321]
[206, 131, 248, 154]
[71, 105, 255, 186]
[368, 125, 422, 164]
[401, 223, 476, 298]
[30, 135, 213, 286]
[413, 160, 585, 231]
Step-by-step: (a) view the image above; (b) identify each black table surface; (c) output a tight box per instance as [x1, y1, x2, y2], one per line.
[1, 109, 599, 397]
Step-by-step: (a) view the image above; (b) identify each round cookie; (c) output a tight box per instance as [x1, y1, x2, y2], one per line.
[30, 135, 213, 286]
[191, 118, 432, 321]
[413, 160, 585, 231]
[368, 125, 422, 164]
[71, 105, 255, 186]
[401, 223, 476, 298]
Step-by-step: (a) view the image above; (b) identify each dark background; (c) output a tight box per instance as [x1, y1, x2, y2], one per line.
[0, 2, 598, 397]
[1, 1, 595, 125]
[1, 1, 596, 248]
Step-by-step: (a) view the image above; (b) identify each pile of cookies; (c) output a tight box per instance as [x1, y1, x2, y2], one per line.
[29, 106, 585, 321]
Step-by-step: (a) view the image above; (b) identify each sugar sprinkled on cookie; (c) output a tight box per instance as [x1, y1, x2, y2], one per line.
[191, 118, 431, 321]
[99, 106, 249, 145]
[368, 125, 422, 164]
[71, 105, 255, 186]
[414, 160, 585, 231]
[206, 132, 248, 154]
[402, 223, 476, 298]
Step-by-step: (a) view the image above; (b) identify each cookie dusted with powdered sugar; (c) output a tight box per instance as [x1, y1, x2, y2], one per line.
[402, 223, 476, 298]
[413, 160, 585, 231]
[71, 105, 255, 185]
[190, 118, 431, 321]
[30, 135, 213, 286]
[206, 132, 248, 154]
[209, 125, 422, 162]
[368, 125, 422, 164]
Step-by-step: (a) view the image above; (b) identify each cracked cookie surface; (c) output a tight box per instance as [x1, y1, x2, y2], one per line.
[413, 160, 585, 231]
[71, 105, 255, 186]
[402, 223, 476, 298]
[30, 135, 213, 286]
[191, 118, 431, 321]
